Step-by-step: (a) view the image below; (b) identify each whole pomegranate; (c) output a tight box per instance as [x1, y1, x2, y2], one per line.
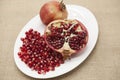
[44, 19, 89, 59]
[39, 0, 68, 25]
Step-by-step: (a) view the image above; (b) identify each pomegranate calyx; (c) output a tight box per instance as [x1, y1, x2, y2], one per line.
[60, 0, 66, 11]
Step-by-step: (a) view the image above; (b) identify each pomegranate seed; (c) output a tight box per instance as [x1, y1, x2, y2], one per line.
[62, 22, 70, 30]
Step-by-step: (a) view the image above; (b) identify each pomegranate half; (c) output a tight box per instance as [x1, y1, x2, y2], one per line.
[44, 19, 89, 58]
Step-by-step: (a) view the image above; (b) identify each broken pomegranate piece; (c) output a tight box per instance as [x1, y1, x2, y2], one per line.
[18, 29, 64, 74]
[44, 20, 88, 58]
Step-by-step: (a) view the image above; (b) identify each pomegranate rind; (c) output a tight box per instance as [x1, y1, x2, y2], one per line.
[39, 1, 68, 25]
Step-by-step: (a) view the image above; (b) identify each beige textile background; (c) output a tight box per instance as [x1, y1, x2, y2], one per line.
[0, 0, 120, 80]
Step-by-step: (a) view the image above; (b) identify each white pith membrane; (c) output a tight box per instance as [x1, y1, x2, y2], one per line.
[45, 20, 88, 58]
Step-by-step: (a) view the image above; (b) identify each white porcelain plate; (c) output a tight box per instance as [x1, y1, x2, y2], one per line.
[14, 5, 99, 79]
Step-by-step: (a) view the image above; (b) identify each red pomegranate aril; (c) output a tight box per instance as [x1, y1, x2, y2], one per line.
[56, 63, 60, 67]
[64, 30, 71, 37]
[49, 66, 55, 71]
[28, 62, 33, 68]
[18, 29, 64, 74]
[43, 67, 49, 72]
[79, 31, 87, 39]
[61, 22, 69, 30]
[38, 71, 41, 74]
[21, 38, 25, 42]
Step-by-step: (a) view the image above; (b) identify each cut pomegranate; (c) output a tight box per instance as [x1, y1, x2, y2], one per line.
[18, 29, 64, 74]
[44, 19, 88, 58]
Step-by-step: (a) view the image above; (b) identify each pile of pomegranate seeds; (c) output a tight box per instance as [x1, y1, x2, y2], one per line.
[18, 29, 64, 74]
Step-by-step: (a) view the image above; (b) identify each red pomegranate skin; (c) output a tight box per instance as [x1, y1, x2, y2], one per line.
[40, 0, 68, 25]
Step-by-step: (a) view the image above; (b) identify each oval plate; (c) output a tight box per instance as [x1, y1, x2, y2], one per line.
[14, 5, 99, 79]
